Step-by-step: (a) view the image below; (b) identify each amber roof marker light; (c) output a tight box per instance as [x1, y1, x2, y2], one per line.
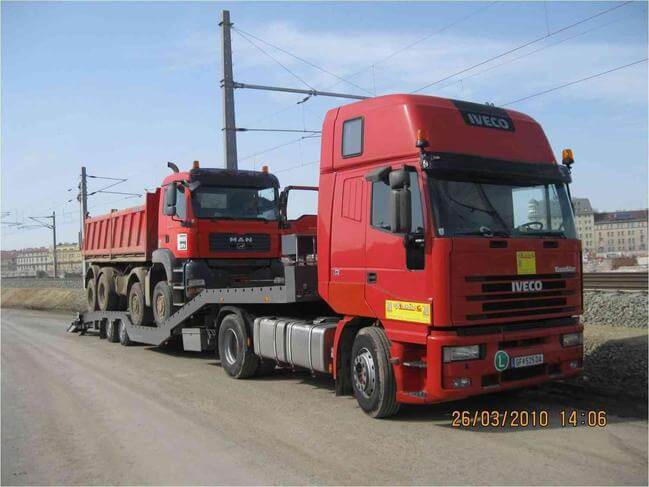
[562, 149, 575, 172]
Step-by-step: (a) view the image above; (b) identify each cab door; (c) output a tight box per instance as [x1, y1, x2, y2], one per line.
[364, 166, 430, 340]
[160, 182, 190, 259]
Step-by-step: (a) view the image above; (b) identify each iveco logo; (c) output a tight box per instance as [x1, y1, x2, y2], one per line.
[512, 280, 543, 292]
[466, 112, 511, 130]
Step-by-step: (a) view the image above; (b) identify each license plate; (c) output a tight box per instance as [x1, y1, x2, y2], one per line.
[511, 353, 544, 369]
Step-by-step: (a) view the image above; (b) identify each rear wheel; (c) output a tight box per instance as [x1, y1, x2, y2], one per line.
[97, 271, 119, 311]
[152, 281, 173, 326]
[86, 279, 98, 312]
[119, 321, 132, 346]
[106, 319, 120, 343]
[128, 282, 152, 326]
[351, 327, 400, 418]
[218, 314, 258, 379]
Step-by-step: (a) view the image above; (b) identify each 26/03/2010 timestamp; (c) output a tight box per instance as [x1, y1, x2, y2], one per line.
[451, 410, 608, 428]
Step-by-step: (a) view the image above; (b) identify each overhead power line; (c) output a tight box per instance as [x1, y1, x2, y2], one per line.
[326, 1, 500, 90]
[410, 1, 632, 94]
[235, 127, 321, 134]
[239, 134, 320, 162]
[233, 28, 316, 91]
[233, 26, 374, 96]
[433, 6, 642, 93]
[502, 57, 648, 106]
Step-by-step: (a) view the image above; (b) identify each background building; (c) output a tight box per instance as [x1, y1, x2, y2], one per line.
[7, 243, 82, 277]
[56, 242, 82, 276]
[1, 250, 18, 277]
[15, 247, 51, 277]
[572, 197, 648, 257]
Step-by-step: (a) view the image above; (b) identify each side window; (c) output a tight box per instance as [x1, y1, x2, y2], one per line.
[342, 117, 363, 157]
[371, 169, 424, 233]
[371, 181, 391, 230]
[175, 184, 186, 220]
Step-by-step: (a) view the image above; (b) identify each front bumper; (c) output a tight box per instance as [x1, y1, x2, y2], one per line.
[395, 321, 583, 404]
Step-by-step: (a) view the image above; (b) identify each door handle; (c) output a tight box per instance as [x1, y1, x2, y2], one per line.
[367, 272, 377, 284]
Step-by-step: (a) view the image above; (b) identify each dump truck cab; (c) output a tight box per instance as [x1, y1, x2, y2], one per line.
[318, 94, 583, 404]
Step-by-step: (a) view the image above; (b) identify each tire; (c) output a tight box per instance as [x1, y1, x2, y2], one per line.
[152, 281, 173, 326]
[119, 321, 132, 346]
[99, 320, 107, 339]
[350, 327, 400, 418]
[97, 271, 119, 311]
[128, 282, 152, 326]
[106, 319, 120, 343]
[218, 314, 258, 379]
[86, 279, 98, 312]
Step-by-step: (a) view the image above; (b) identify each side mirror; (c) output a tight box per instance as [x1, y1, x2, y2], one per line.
[389, 168, 409, 190]
[164, 184, 177, 216]
[390, 187, 412, 234]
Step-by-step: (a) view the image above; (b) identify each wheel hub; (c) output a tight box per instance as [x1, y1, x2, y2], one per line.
[353, 348, 376, 399]
[223, 329, 239, 366]
[130, 294, 140, 317]
[155, 294, 165, 318]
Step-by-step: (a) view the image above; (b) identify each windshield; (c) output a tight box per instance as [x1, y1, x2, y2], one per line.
[428, 178, 577, 238]
[191, 186, 279, 221]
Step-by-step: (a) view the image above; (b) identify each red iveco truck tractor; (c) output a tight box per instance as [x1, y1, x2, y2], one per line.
[71, 94, 584, 418]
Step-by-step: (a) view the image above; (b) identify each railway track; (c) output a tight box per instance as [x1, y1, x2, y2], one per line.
[583, 272, 648, 290]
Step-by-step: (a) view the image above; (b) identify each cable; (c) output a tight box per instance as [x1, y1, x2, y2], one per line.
[233, 26, 374, 96]
[274, 160, 319, 174]
[502, 58, 647, 106]
[410, 1, 632, 94]
[233, 28, 316, 91]
[434, 7, 641, 93]
[239, 134, 320, 162]
[236, 127, 321, 134]
[327, 1, 500, 90]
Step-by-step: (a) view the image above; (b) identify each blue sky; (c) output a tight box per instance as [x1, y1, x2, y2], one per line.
[2, 1, 647, 249]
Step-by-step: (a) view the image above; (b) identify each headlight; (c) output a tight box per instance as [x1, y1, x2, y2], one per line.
[443, 345, 481, 363]
[561, 332, 583, 347]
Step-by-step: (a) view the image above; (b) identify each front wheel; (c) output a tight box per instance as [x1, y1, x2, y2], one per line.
[351, 327, 400, 418]
[218, 314, 258, 379]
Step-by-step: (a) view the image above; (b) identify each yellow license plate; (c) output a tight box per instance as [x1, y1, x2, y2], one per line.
[516, 251, 536, 275]
[385, 300, 431, 324]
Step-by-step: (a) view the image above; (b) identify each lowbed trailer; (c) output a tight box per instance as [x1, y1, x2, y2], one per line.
[70, 94, 584, 418]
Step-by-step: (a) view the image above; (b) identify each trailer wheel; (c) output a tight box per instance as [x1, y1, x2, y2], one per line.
[86, 279, 98, 312]
[350, 327, 400, 418]
[218, 314, 258, 379]
[152, 281, 173, 326]
[119, 321, 132, 346]
[106, 319, 120, 343]
[128, 282, 152, 326]
[97, 271, 119, 311]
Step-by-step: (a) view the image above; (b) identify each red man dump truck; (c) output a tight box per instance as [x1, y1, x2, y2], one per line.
[71, 94, 584, 418]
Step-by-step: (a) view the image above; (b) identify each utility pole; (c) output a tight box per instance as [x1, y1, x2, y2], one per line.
[220, 10, 238, 170]
[28, 212, 57, 278]
[79, 166, 88, 281]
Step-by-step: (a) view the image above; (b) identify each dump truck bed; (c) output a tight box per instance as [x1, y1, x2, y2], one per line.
[82, 191, 159, 260]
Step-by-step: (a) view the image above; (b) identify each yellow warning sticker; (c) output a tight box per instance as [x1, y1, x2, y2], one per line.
[385, 300, 431, 324]
[516, 251, 536, 275]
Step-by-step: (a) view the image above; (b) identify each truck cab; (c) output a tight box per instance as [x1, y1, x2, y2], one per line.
[318, 95, 583, 405]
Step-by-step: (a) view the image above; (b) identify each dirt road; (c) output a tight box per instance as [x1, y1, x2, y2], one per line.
[2, 308, 647, 485]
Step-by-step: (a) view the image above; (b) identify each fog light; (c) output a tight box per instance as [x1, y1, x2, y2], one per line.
[443, 345, 481, 363]
[452, 377, 471, 389]
[561, 332, 583, 347]
[569, 360, 580, 369]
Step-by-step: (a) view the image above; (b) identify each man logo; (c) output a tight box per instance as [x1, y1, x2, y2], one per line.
[229, 236, 253, 249]
[512, 280, 543, 292]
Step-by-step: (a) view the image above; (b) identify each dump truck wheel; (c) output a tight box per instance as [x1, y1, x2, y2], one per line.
[128, 282, 152, 326]
[350, 327, 400, 418]
[106, 319, 120, 343]
[119, 321, 132, 346]
[218, 314, 258, 379]
[97, 271, 119, 311]
[86, 279, 98, 312]
[152, 281, 173, 327]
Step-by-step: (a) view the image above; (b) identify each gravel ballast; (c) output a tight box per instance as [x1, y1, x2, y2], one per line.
[583, 290, 648, 328]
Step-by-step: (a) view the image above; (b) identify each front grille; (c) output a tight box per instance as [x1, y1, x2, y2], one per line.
[465, 273, 577, 321]
[501, 364, 546, 382]
[209, 233, 271, 252]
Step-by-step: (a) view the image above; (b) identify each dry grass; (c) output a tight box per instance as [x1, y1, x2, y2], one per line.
[0, 287, 85, 312]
